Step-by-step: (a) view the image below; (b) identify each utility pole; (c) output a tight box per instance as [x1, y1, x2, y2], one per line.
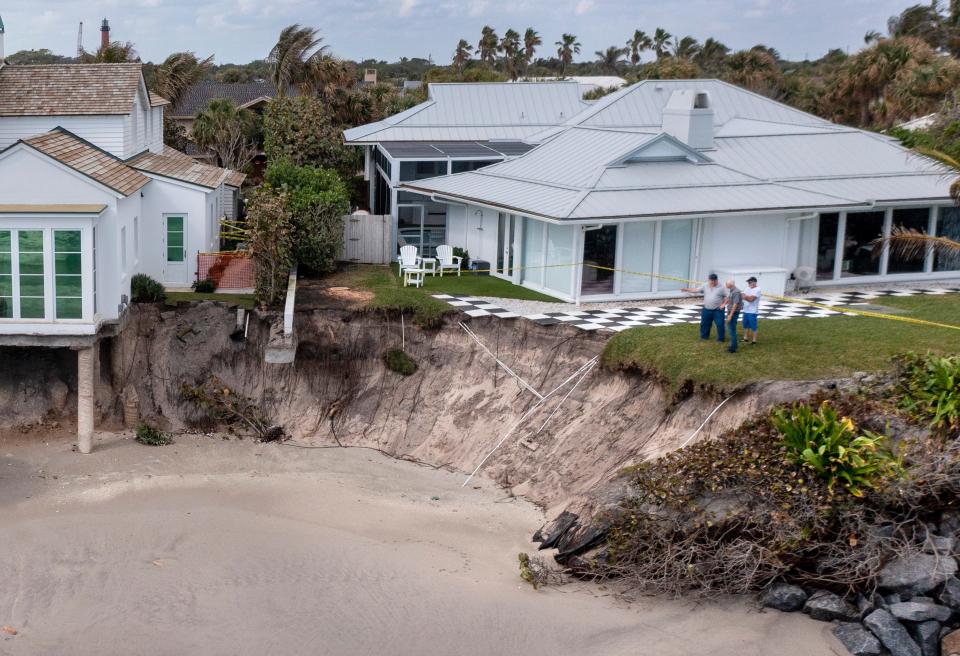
[76, 21, 83, 58]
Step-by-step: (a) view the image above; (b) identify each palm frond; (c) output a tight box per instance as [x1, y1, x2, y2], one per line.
[872, 226, 960, 265]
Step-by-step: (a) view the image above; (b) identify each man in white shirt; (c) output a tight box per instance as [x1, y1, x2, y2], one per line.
[741, 276, 762, 345]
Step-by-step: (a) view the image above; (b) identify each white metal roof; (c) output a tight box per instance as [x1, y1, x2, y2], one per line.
[343, 82, 590, 144]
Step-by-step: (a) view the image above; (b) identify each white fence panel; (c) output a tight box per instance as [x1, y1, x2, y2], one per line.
[342, 214, 391, 265]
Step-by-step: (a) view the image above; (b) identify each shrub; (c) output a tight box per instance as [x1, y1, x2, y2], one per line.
[135, 422, 173, 446]
[895, 352, 960, 434]
[452, 247, 470, 269]
[772, 401, 899, 497]
[383, 348, 417, 375]
[131, 273, 166, 303]
[192, 278, 216, 293]
[245, 187, 294, 307]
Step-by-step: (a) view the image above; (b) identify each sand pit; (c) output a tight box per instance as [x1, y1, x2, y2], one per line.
[0, 432, 840, 656]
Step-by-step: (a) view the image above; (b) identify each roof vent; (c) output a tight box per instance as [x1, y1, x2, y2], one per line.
[661, 89, 714, 149]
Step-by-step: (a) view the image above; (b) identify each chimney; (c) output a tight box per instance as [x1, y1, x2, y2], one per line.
[661, 89, 714, 149]
[100, 18, 110, 49]
[0, 16, 6, 67]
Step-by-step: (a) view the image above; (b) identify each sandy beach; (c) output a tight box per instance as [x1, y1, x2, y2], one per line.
[0, 430, 841, 656]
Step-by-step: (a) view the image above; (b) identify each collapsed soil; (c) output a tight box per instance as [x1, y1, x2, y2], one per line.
[0, 430, 840, 656]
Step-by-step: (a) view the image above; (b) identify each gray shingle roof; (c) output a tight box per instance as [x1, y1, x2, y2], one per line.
[170, 80, 292, 117]
[0, 63, 143, 116]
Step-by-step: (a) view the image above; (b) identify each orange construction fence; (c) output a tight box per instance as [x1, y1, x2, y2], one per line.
[197, 251, 254, 290]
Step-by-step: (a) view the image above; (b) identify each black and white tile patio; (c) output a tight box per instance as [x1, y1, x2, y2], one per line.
[431, 287, 960, 333]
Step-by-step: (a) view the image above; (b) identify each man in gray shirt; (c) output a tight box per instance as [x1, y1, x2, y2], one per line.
[722, 279, 743, 353]
[681, 273, 729, 341]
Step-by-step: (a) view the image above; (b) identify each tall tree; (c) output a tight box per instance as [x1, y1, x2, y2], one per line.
[81, 40, 137, 63]
[555, 33, 581, 77]
[478, 26, 500, 65]
[523, 28, 542, 77]
[626, 30, 652, 65]
[453, 39, 474, 75]
[672, 35, 701, 60]
[694, 37, 730, 74]
[865, 29, 883, 44]
[500, 29, 522, 80]
[652, 28, 673, 59]
[152, 52, 214, 107]
[887, 2, 945, 48]
[192, 98, 260, 170]
[267, 24, 331, 96]
[594, 45, 628, 73]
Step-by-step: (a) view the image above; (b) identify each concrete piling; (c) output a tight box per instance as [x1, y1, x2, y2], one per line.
[77, 346, 95, 454]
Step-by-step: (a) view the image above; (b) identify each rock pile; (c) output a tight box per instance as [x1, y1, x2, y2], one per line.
[763, 547, 960, 656]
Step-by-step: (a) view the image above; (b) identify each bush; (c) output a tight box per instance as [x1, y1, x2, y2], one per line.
[453, 247, 470, 269]
[131, 273, 166, 303]
[772, 401, 899, 497]
[135, 422, 173, 446]
[895, 352, 960, 434]
[383, 348, 417, 375]
[264, 160, 350, 274]
[192, 278, 216, 293]
[245, 187, 294, 307]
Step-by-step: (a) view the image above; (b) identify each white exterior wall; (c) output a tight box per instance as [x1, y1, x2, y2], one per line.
[138, 175, 214, 286]
[149, 107, 164, 153]
[698, 213, 791, 278]
[0, 115, 126, 157]
[445, 203, 500, 264]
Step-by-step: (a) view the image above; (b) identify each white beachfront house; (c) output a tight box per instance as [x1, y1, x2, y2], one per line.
[0, 25, 245, 451]
[342, 81, 589, 258]
[374, 79, 960, 301]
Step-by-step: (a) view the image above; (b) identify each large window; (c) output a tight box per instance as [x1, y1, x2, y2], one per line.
[373, 168, 391, 216]
[166, 216, 185, 263]
[18, 230, 45, 319]
[399, 160, 447, 182]
[888, 208, 930, 274]
[816, 213, 840, 280]
[452, 160, 496, 174]
[544, 224, 574, 296]
[840, 210, 884, 277]
[373, 147, 392, 179]
[54, 230, 83, 319]
[0, 231, 11, 318]
[620, 221, 656, 293]
[936, 207, 960, 272]
[658, 219, 694, 291]
[521, 219, 544, 285]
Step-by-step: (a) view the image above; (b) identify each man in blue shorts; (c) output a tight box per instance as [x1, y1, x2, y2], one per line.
[742, 276, 762, 345]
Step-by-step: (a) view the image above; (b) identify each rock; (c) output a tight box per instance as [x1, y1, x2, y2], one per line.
[858, 594, 878, 620]
[910, 621, 941, 656]
[941, 512, 960, 539]
[834, 622, 883, 656]
[944, 629, 960, 656]
[532, 511, 578, 550]
[880, 554, 959, 595]
[864, 609, 922, 656]
[889, 601, 953, 623]
[941, 578, 960, 610]
[804, 590, 860, 622]
[925, 534, 957, 555]
[763, 583, 808, 612]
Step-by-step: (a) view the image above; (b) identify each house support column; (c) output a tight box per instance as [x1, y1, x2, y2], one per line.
[77, 346, 95, 454]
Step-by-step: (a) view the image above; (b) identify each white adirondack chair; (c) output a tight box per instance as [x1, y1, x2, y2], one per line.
[435, 245, 462, 277]
[399, 245, 422, 286]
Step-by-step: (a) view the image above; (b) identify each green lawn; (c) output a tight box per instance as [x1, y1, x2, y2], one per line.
[602, 295, 960, 391]
[165, 291, 256, 309]
[387, 263, 561, 302]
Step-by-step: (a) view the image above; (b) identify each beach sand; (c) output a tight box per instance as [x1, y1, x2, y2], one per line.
[0, 430, 842, 655]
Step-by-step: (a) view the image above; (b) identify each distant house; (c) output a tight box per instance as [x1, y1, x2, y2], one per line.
[349, 79, 958, 300]
[169, 80, 288, 134]
[342, 81, 590, 257]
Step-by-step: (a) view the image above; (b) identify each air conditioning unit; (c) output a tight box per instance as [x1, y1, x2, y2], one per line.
[792, 266, 816, 292]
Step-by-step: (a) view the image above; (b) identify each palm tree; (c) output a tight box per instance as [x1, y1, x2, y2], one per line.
[453, 39, 473, 75]
[81, 41, 137, 63]
[152, 52, 214, 106]
[523, 28, 542, 77]
[268, 24, 331, 96]
[500, 29, 522, 79]
[652, 28, 672, 59]
[626, 30, 652, 66]
[555, 33, 581, 77]
[865, 29, 883, 44]
[672, 35, 701, 60]
[724, 48, 783, 96]
[478, 26, 499, 66]
[192, 98, 259, 170]
[594, 45, 628, 73]
[695, 37, 730, 73]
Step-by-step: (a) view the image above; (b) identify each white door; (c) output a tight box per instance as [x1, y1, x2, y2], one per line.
[163, 214, 188, 285]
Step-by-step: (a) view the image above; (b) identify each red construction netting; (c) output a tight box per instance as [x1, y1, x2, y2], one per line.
[197, 251, 254, 289]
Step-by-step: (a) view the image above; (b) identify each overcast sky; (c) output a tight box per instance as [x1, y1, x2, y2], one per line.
[0, 0, 920, 65]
